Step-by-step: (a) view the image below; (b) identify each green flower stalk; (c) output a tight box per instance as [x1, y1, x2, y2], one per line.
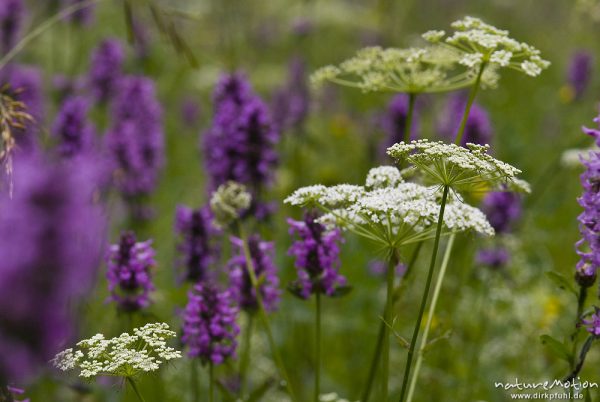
[51, 322, 181, 402]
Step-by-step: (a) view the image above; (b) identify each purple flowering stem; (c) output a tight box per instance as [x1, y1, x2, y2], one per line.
[191, 359, 200, 402]
[404, 93, 416, 144]
[315, 292, 322, 402]
[454, 63, 486, 146]
[405, 234, 455, 402]
[127, 377, 147, 402]
[570, 286, 588, 371]
[398, 185, 449, 402]
[0, 0, 103, 70]
[238, 225, 299, 402]
[361, 242, 423, 402]
[209, 363, 215, 402]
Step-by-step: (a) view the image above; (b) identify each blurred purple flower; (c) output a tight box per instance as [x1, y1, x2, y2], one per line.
[181, 96, 201, 128]
[182, 282, 239, 365]
[106, 231, 156, 312]
[52, 74, 84, 100]
[583, 308, 600, 336]
[438, 94, 492, 146]
[381, 94, 419, 150]
[368, 260, 407, 278]
[174, 205, 220, 283]
[61, 0, 95, 26]
[291, 17, 314, 36]
[1, 64, 44, 149]
[476, 247, 510, 269]
[0, 152, 106, 382]
[568, 51, 592, 100]
[105, 75, 164, 198]
[287, 212, 346, 299]
[52, 96, 95, 157]
[228, 234, 280, 313]
[575, 145, 600, 287]
[88, 38, 125, 103]
[271, 57, 310, 133]
[481, 191, 522, 234]
[0, 0, 25, 55]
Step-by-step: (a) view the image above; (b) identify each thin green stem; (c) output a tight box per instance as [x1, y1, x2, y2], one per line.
[571, 286, 588, 370]
[382, 248, 399, 401]
[315, 292, 322, 402]
[405, 234, 455, 402]
[127, 377, 147, 402]
[361, 243, 423, 402]
[454, 63, 486, 146]
[191, 359, 200, 402]
[239, 313, 254, 396]
[238, 224, 299, 402]
[0, 0, 103, 70]
[404, 93, 416, 144]
[209, 363, 214, 402]
[398, 185, 449, 402]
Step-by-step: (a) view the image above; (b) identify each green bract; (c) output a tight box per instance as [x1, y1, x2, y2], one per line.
[386, 140, 529, 193]
[424, 16, 550, 77]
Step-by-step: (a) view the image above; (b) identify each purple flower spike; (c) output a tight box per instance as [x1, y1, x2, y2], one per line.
[202, 73, 279, 219]
[106, 231, 156, 312]
[52, 96, 95, 157]
[0, 152, 106, 382]
[174, 205, 220, 283]
[0, 0, 25, 55]
[438, 93, 492, 146]
[106, 75, 164, 198]
[382, 94, 419, 149]
[476, 247, 510, 269]
[481, 191, 522, 234]
[271, 57, 310, 133]
[228, 234, 281, 312]
[287, 212, 346, 299]
[575, 135, 600, 286]
[583, 308, 600, 336]
[88, 39, 125, 103]
[62, 0, 95, 26]
[182, 282, 239, 365]
[568, 51, 592, 100]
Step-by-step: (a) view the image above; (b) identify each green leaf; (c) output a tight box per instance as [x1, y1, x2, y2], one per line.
[540, 334, 571, 363]
[546, 271, 578, 298]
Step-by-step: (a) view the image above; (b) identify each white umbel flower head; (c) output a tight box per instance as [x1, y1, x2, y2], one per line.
[285, 165, 494, 247]
[387, 140, 529, 193]
[311, 45, 484, 94]
[424, 16, 550, 78]
[51, 322, 182, 379]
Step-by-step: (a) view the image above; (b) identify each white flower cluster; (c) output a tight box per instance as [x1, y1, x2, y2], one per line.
[51, 322, 182, 378]
[311, 45, 487, 94]
[387, 140, 528, 192]
[285, 166, 494, 246]
[320, 392, 358, 402]
[423, 16, 550, 77]
[210, 181, 252, 228]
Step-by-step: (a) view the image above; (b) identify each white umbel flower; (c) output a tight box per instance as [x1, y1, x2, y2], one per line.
[51, 322, 182, 379]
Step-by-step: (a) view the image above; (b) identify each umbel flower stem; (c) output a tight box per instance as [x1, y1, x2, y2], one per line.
[398, 185, 450, 402]
[382, 248, 400, 401]
[404, 93, 416, 144]
[237, 224, 299, 402]
[127, 377, 147, 402]
[361, 243, 423, 402]
[239, 313, 254, 396]
[315, 292, 322, 402]
[405, 233, 456, 402]
[454, 62, 486, 146]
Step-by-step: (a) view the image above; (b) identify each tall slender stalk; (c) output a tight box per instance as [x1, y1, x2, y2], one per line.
[237, 224, 299, 402]
[209, 363, 214, 402]
[571, 286, 588, 370]
[315, 292, 322, 402]
[361, 243, 423, 402]
[405, 234, 455, 402]
[382, 248, 399, 401]
[239, 313, 254, 396]
[398, 185, 449, 402]
[404, 93, 416, 144]
[454, 62, 486, 146]
[127, 377, 147, 402]
[191, 359, 200, 402]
